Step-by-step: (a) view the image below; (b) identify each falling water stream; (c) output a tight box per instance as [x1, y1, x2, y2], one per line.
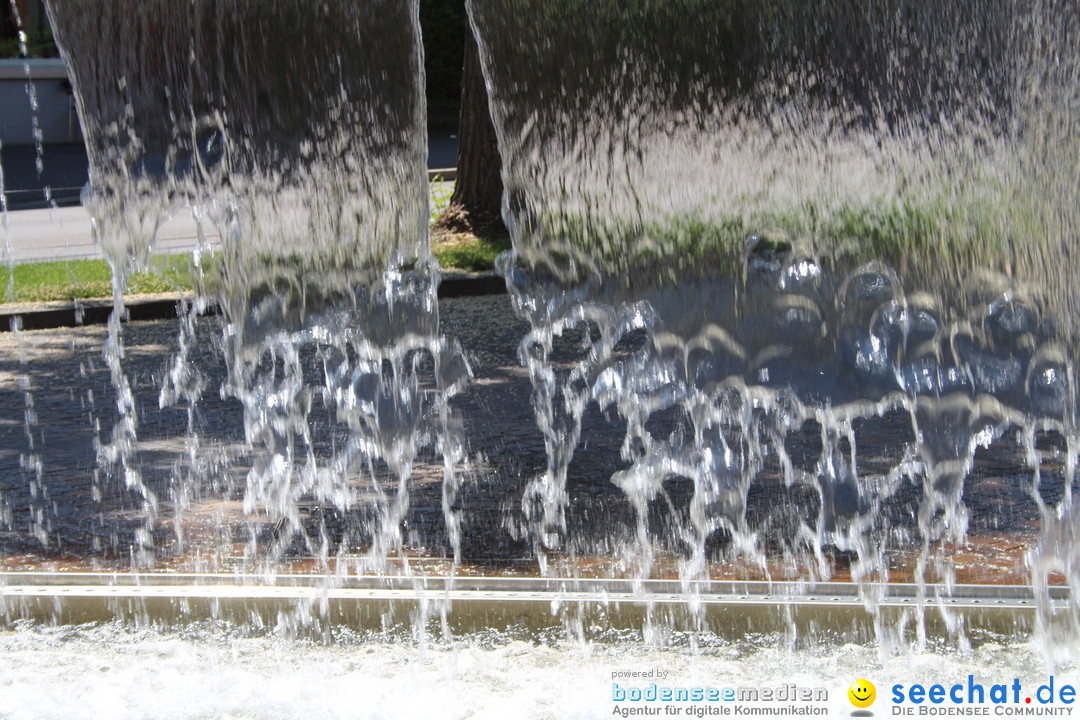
[35, 0, 470, 576]
[0, 0, 1079, 717]
[470, 0, 1080, 630]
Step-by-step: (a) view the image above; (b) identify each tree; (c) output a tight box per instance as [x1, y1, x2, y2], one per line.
[12, 1, 47, 36]
[434, 28, 506, 236]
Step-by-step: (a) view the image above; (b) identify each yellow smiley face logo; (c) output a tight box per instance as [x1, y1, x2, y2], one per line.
[848, 679, 876, 708]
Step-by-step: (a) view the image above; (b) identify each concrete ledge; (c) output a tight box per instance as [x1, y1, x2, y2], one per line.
[0, 273, 506, 332]
[439, 272, 505, 297]
[0, 293, 190, 331]
[428, 167, 457, 181]
[0, 573, 1064, 637]
[0, 58, 69, 80]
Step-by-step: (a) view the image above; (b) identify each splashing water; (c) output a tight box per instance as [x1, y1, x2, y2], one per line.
[0, 0, 1075, 671]
[469, 0, 1080, 638]
[40, 0, 469, 575]
[2, 0, 53, 560]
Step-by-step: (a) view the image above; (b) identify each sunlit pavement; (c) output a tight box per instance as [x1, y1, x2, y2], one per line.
[2, 204, 219, 263]
[2, 136, 458, 264]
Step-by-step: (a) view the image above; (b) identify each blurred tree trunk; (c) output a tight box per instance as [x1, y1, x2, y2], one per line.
[13, 1, 45, 35]
[435, 29, 505, 235]
[1, 5, 16, 39]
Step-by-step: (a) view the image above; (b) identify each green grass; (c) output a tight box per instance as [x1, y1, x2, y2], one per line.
[431, 234, 511, 273]
[0, 181, 510, 305]
[429, 179, 455, 225]
[428, 177, 511, 272]
[0, 234, 507, 306]
[0, 194, 981, 305]
[0, 31, 59, 59]
[1, 255, 194, 304]
[510, 185, 1031, 288]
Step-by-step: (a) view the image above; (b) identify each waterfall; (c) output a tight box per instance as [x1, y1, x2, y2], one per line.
[41, 0, 469, 572]
[469, 0, 1080, 629]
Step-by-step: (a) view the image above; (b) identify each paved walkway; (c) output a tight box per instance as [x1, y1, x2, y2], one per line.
[3, 180, 456, 264]
[0, 295, 630, 567]
[1, 137, 458, 209]
[0, 293, 1046, 574]
[2, 205, 219, 263]
[2, 137, 458, 264]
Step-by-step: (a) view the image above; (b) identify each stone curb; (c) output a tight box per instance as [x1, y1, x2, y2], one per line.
[0, 272, 506, 332]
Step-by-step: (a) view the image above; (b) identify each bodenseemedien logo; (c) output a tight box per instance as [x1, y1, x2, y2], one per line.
[610, 680, 830, 716]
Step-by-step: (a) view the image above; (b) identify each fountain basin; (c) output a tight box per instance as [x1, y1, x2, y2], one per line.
[1, 572, 1066, 641]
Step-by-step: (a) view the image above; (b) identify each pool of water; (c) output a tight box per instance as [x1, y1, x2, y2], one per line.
[0, 621, 1074, 720]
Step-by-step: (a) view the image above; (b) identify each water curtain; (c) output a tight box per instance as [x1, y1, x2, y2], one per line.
[468, 0, 1080, 619]
[42, 0, 469, 571]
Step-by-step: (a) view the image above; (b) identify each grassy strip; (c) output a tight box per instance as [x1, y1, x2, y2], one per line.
[0, 31, 59, 59]
[432, 232, 512, 273]
[1, 233, 509, 304]
[513, 187, 1022, 287]
[3, 243, 509, 307]
[429, 179, 455, 224]
[0, 181, 513, 304]
[0, 193, 998, 303]
[1, 255, 193, 304]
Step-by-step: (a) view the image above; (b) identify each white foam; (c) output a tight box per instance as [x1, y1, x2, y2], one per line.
[0, 624, 1075, 720]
